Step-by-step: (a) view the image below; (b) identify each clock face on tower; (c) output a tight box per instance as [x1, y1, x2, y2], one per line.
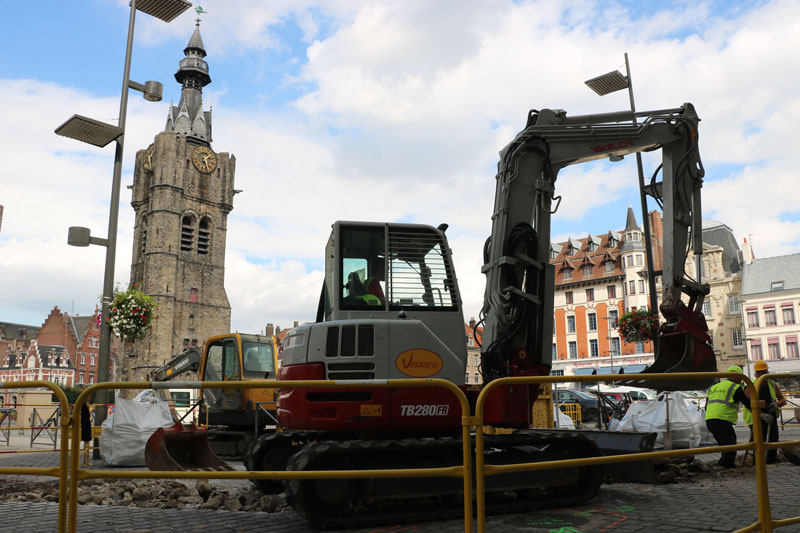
[191, 145, 217, 174]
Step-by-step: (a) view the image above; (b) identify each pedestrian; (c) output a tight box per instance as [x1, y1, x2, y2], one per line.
[80, 396, 93, 466]
[705, 365, 749, 468]
[743, 360, 787, 464]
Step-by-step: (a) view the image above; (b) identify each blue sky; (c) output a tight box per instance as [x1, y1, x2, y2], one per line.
[1, 0, 799, 333]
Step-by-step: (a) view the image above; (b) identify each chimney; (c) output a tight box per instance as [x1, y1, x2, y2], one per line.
[741, 238, 755, 265]
[293, 321, 299, 328]
[469, 317, 476, 330]
[265, 323, 274, 337]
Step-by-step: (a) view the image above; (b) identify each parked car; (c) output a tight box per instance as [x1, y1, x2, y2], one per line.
[599, 385, 656, 403]
[554, 388, 602, 424]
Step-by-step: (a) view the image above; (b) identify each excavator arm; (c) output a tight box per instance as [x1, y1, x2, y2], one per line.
[150, 347, 202, 382]
[479, 103, 713, 390]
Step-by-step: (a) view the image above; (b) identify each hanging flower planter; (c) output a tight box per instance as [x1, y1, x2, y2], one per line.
[617, 309, 659, 344]
[107, 283, 157, 342]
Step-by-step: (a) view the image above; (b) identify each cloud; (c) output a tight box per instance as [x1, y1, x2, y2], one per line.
[3, 0, 800, 334]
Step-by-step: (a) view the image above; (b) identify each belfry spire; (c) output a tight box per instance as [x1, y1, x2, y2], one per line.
[164, 10, 212, 142]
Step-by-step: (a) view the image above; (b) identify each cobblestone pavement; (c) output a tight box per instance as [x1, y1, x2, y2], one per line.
[1, 429, 799, 532]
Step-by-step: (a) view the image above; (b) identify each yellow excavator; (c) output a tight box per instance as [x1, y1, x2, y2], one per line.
[145, 332, 279, 470]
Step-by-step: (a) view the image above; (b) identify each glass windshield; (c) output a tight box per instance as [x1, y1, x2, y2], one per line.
[340, 226, 387, 310]
[570, 390, 597, 400]
[242, 341, 275, 377]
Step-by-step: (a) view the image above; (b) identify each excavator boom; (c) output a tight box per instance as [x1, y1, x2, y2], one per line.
[480, 103, 714, 390]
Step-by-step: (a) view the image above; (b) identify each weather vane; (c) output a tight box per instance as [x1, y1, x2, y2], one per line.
[195, 5, 208, 25]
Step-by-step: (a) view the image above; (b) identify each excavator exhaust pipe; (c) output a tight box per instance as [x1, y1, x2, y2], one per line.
[145, 423, 233, 471]
[624, 304, 717, 391]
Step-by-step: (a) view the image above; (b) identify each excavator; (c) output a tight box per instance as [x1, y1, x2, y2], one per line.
[147, 102, 714, 526]
[144, 333, 279, 468]
[243, 102, 716, 527]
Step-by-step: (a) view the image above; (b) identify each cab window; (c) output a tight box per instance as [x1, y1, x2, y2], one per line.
[242, 341, 275, 378]
[204, 340, 240, 381]
[340, 226, 386, 310]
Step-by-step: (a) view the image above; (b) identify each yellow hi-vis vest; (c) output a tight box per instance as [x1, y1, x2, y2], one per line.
[743, 380, 777, 426]
[705, 380, 741, 424]
[357, 293, 381, 305]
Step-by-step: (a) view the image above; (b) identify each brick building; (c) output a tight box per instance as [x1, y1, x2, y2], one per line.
[550, 207, 658, 378]
[123, 21, 235, 383]
[0, 306, 118, 401]
[550, 208, 743, 381]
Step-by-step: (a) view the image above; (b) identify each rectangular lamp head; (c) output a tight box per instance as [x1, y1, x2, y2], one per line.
[585, 70, 629, 96]
[54, 115, 124, 148]
[135, 0, 193, 22]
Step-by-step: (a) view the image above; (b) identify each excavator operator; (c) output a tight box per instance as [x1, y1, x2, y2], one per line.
[364, 256, 386, 305]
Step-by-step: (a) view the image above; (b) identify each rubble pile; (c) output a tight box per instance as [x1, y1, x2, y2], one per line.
[0, 478, 288, 513]
[652, 456, 712, 483]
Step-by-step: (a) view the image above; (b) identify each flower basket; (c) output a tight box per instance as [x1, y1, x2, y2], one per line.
[617, 309, 659, 344]
[107, 283, 157, 342]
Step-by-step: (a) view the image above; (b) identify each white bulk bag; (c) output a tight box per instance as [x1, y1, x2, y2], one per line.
[554, 405, 575, 429]
[615, 392, 699, 448]
[99, 392, 174, 466]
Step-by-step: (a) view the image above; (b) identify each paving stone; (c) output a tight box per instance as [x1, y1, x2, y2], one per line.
[4, 430, 800, 532]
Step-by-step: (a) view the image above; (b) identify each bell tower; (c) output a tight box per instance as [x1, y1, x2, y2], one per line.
[123, 19, 235, 382]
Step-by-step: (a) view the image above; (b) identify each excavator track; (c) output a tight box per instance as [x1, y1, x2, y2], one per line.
[244, 430, 347, 494]
[283, 431, 603, 529]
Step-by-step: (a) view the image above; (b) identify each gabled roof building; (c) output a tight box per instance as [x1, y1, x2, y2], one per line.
[741, 245, 800, 375]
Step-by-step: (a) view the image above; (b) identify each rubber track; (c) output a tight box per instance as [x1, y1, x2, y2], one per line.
[284, 431, 603, 529]
[244, 431, 349, 493]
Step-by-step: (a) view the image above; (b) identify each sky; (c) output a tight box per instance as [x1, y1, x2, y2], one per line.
[1, 0, 799, 335]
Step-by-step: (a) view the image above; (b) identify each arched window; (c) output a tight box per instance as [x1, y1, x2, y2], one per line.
[198, 217, 211, 255]
[181, 215, 195, 252]
[140, 219, 147, 256]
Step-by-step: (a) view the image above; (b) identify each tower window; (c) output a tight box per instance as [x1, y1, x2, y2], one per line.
[140, 221, 147, 256]
[198, 218, 210, 255]
[189, 288, 199, 303]
[181, 215, 195, 252]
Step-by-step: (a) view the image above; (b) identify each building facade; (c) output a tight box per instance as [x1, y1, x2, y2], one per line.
[550, 209, 743, 381]
[465, 318, 483, 385]
[741, 245, 800, 376]
[551, 207, 658, 378]
[678, 222, 746, 369]
[0, 307, 117, 401]
[123, 21, 235, 382]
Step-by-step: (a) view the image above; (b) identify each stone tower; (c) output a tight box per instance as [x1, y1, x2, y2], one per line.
[123, 21, 234, 382]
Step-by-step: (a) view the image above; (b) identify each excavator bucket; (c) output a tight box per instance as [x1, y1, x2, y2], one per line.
[624, 305, 716, 392]
[145, 423, 233, 471]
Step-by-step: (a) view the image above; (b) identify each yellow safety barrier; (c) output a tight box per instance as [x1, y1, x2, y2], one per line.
[754, 372, 800, 532]
[556, 402, 582, 426]
[67, 379, 474, 533]
[1, 373, 797, 532]
[474, 372, 781, 533]
[0, 381, 70, 533]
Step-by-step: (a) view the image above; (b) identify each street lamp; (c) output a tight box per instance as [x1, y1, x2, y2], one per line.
[585, 53, 659, 319]
[56, 0, 192, 444]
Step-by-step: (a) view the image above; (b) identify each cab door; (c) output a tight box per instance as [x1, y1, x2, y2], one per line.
[202, 336, 243, 410]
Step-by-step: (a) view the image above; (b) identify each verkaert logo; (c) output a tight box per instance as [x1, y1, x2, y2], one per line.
[395, 349, 443, 378]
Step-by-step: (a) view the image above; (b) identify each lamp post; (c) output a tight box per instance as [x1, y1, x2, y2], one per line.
[585, 54, 659, 318]
[56, 0, 191, 441]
